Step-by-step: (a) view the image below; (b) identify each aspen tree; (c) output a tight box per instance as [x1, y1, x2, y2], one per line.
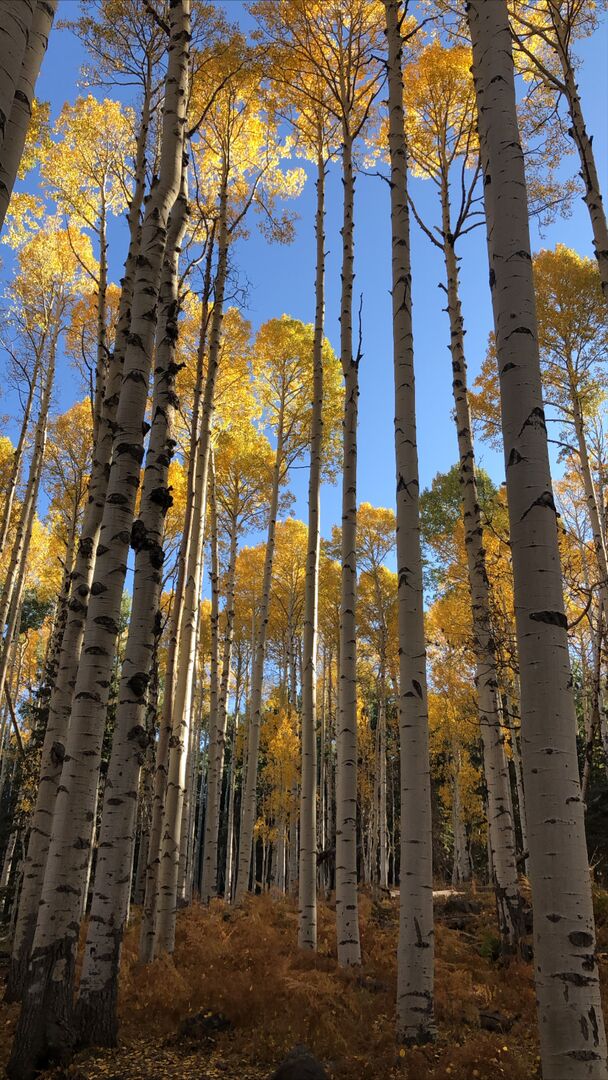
[0, 351, 41, 556]
[403, 39, 524, 948]
[138, 234, 215, 963]
[200, 423, 274, 901]
[468, 2, 608, 1075]
[234, 318, 341, 906]
[253, 0, 384, 966]
[75, 174, 189, 1049]
[509, 0, 608, 299]
[0, 1, 35, 181]
[7, 4, 190, 1073]
[7, 83, 152, 1003]
[0, 0, 56, 231]
[153, 49, 303, 952]
[384, 0, 435, 1042]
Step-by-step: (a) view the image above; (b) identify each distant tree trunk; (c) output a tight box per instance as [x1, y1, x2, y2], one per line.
[570, 385, 608, 618]
[76, 176, 188, 1049]
[138, 224, 215, 962]
[0, 0, 56, 231]
[299, 148, 325, 951]
[335, 122, 361, 970]
[384, 0, 435, 1043]
[468, 2, 608, 1075]
[0, 353, 41, 556]
[200, 455, 223, 902]
[234, 415, 284, 906]
[154, 170, 230, 957]
[201, 506, 238, 902]
[0, 328, 56, 706]
[441, 181, 523, 949]
[545, 0, 608, 299]
[7, 78, 152, 1004]
[7, 6, 189, 1072]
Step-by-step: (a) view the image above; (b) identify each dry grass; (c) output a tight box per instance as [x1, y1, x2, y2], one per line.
[1, 886, 598, 1079]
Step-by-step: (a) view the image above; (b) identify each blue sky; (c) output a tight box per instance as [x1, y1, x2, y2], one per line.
[4, 0, 608, 551]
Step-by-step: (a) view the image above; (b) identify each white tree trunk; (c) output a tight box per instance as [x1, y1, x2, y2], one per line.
[0, 0, 34, 164]
[234, 418, 284, 905]
[298, 149, 325, 950]
[0, 0, 56, 231]
[468, 3, 608, 1075]
[7, 82, 153, 1003]
[75, 179, 188, 1048]
[441, 189, 523, 948]
[7, 7, 190, 1072]
[384, 0, 435, 1042]
[334, 125, 361, 969]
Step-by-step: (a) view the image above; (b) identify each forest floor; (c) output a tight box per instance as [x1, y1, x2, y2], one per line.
[3, 885, 608, 1080]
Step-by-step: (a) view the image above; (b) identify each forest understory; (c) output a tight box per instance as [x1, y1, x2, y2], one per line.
[3, 884, 599, 1080]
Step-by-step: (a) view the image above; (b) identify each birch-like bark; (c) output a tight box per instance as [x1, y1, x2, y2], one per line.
[378, 692, 388, 890]
[298, 149, 325, 950]
[0, 0, 56, 231]
[138, 224, 215, 962]
[7, 74, 152, 1005]
[200, 454, 221, 901]
[441, 187, 523, 948]
[234, 416, 284, 906]
[546, 0, 608, 300]
[76, 179, 188, 1049]
[0, 0, 34, 163]
[334, 123, 361, 969]
[154, 171, 230, 956]
[223, 660, 242, 902]
[0, 330, 56, 706]
[384, 0, 435, 1041]
[0, 352, 41, 556]
[570, 387, 608, 618]
[7, 7, 189, 1073]
[201, 503, 238, 901]
[468, 3, 607, 1075]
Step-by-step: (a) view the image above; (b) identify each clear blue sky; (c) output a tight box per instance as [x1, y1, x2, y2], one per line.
[5, 0, 608, 550]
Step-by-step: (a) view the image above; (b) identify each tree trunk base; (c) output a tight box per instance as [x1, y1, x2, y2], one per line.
[76, 985, 119, 1050]
[7, 940, 75, 1080]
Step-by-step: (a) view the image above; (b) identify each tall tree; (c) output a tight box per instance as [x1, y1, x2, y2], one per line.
[509, 0, 608, 299]
[467, 2, 608, 1076]
[403, 39, 524, 949]
[7, 3, 190, 1073]
[384, 0, 435, 1043]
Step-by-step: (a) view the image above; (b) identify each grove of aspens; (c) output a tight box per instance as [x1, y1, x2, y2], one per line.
[0, 1, 607, 1078]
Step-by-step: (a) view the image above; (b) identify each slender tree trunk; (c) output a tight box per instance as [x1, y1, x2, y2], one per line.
[571, 389, 608, 618]
[75, 178, 188, 1049]
[378, 690, 388, 890]
[0, 0, 56, 231]
[201, 508, 238, 902]
[234, 417, 285, 906]
[0, 330, 56, 705]
[223, 663, 242, 902]
[546, 0, 608, 300]
[441, 184, 523, 948]
[200, 455, 222, 902]
[7, 81, 153, 1003]
[298, 148, 325, 951]
[334, 123, 361, 969]
[139, 224, 215, 961]
[468, 3, 607, 1075]
[7, 8, 189, 1072]
[154, 172, 230, 957]
[0, 353, 41, 556]
[384, 0, 435, 1042]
